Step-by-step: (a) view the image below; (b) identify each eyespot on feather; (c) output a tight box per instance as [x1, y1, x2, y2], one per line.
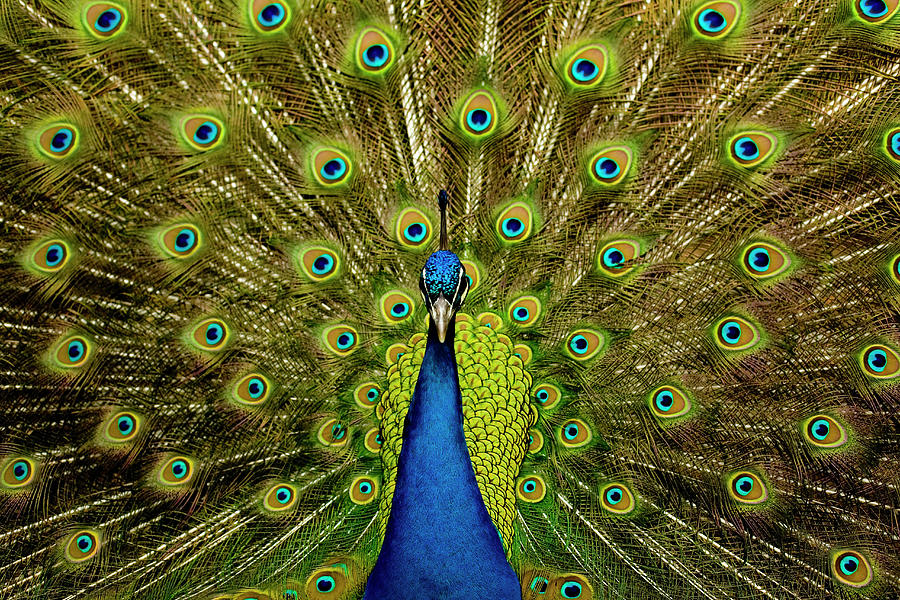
[82, 2, 127, 39]
[37, 123, 80, 159]
[2, 457, 37, 489]
[599, 482, 636, 515]
[692, 1, 741, 38]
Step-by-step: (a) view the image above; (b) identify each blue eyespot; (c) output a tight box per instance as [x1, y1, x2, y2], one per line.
[564, 423, 580, 440]
[721, 321, 741, 344]
[654, 390, 674, 412]
[603, 247, 625, 269]
[316, 576, 335, 593]
[174, 228, 196, 253]
[171, 460, 187, 478]
[336, 332, 354, 350]
[359, 481, 372, 494]
[67, 340, 85, 362]
[698, 8, 727, 32]
[320, 158, 347, 181]
[733, 137, 760, 161]
[391, 302, 410, 318]
[866, 348, 887, 372]
[51, 128, 75, 152]
[569, 334, 589, 355]
[605, 487, 623, 505]
[593, 157, 621, 180]
[95, 8, 122, 32]
[840, 555, 860, 575]
[403, 222, 427, 243]
[536, 389, 549, 403]
[501, 217, 523, 237]
[561, 582, 583, 598]
[45, 244, 64, 267]
[513, 307, 530, 322]
[523, 480, 537, 493]
[891, 131, 900, 156]
[466, 109, 492, 132]
[311, 253, 334, 275]
[76, 534, 93, 553]
[12, 461, 28, 481]
[275, 486, 292, 504]
[247, 377, 265, 399]
[205, 323, 223, 344]
[748, 247, 769, 271]
[735, 475, 754, 496]
[117, 415, 134, 435]
[258, 3, 286, 27]
[570, 58, 598, 82]
[331, 423, 346, 440]
[810, 418, 830, 441]
[367, 388, 379, 401]
[193, 121, 218, 145]
[860, 0, 889, 18]
[363, 44, 388, 68]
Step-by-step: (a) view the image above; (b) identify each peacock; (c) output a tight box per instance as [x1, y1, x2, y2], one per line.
[1, 0, 900, 598]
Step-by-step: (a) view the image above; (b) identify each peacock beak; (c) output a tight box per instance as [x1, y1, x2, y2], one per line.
[430, 295, 454, 343]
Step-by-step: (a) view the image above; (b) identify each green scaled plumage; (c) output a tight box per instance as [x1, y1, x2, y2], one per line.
[1, 0, 900, 599]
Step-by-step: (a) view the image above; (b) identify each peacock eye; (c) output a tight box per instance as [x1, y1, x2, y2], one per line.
[802, 414, 848, 449]
[507, 296, 541, 327]
[298, 246, 340, 282]
[349, 476, 379, 504]
[859, 344, 900, 379]
[159, 223, 202, 259]
[233, 373, 272, 405]
[380, 291, 415, 324]
[354, 382, 381, 409]
[726, 470, 768, 505]
[564, 328, 606, 361]
[251, 0, 291, 33]
[355, 27, 395, 74]
[37, 123, 79, 159]
[886, 127, 900, 162]
[104, 411, 141, 442]
[516, 475, 547, 502]
[364, 427, 383, 453]
[459, 90, 499, 138]
[188, 318, 230, 352]
[65, 530, 100, 562]
[692, 1, 741, 38]
[855, 0, 899, 23]
[559, 419, 592, 448]
[180, 115, 225, 151]
[323, 325, 358, 355]
[263, 483, 298, 512]
[728, 131, 778, 167]
[552, 573, 593, 599]
[563, 44, 608, 88]
[2, 457, 37, 489]
[317, 418, 350, 447]
[309, 148, 352, 186]
[831, 549, 873, 587]
[52, 335, 92, 369]
[532, 383, 561, 409]
[83, 2, 127, 38]
[713, 316, 761, 351]
[31, 239, 71, 273]
[589, 146, 632, 185]
[395, 208, 433, 249]
[648, 384, 692, 419]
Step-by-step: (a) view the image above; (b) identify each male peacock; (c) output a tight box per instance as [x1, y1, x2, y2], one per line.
[1, 0, 899, 599]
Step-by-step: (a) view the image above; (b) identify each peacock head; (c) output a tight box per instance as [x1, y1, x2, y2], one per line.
[420, 250, 469, 343]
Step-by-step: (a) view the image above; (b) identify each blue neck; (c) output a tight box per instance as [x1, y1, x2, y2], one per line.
[364, 322, 521, 600]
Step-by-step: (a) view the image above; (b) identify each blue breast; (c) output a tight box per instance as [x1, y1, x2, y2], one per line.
[363, 329, 521, 600]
